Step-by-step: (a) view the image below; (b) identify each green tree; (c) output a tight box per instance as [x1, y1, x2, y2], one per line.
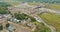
[6, 23, 10, 28]
[14, 13, 36, 22]
[28, 16, 36, 22]
[0, 25, 3, 30]
[0, 2, 11, 14]
[14, 13, 27, 20]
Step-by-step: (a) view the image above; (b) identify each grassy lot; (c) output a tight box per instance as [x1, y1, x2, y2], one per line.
[7, 2, 20, 6]
[28, 2, 60, 11]
[46, 4, 60, 11]
[28, 2, 41, 6]
[33, 22, 51, 32]
[39, 13, 60, 32]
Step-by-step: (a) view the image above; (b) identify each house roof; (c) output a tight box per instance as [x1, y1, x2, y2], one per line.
[8, 25, 16, 32]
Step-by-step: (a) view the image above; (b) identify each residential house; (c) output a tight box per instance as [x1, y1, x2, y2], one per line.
[8, 18, 21, 23]
[27, 23, 36, 31]
[8, 25, 16, 32]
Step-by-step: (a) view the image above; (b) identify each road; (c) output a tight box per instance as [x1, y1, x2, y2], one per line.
[8, 21, 33, 32]
[40, 8, 60, 14]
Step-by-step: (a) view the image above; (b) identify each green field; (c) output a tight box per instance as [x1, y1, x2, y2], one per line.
[7, 2, 20, 6]
[39, 13, 60, 32]
[28, 2, 60, 11]
[33, 22, 51, 32]
[28, 2, 40, 6]
[46, 4, 60, 11]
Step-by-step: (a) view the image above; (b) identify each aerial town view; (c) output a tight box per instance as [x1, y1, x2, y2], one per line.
[0, 0, 60, 32]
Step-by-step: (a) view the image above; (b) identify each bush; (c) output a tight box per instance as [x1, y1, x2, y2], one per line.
[0, 2, 11, 14]
[0, 25, 3, 30]
[14, 13, 36, 22]
[6, 23, 10, 28]
[14, 13, 27, 20]
[34, 29, 40, 32]
[28, 16, 36, 22]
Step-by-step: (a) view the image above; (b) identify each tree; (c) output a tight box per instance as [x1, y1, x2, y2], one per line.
[14, 13, 27, 20]
[28, 16, 36, 22]
[0, 25, 3, 30]
[0, 6, 9, 14]
[14, 13, 36, 22]
[6, 23, 10, 28]
[0, 2, 11, 14]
